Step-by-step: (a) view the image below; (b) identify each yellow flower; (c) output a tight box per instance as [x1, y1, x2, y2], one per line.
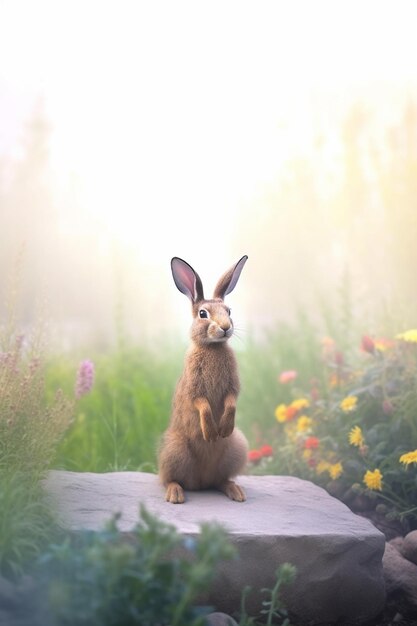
[399, 450, 417, 465]
[396, 329, 417, 343]
[316, 460, 331, 475]
[340, 396, 358, 412]
[302, 449, 313, 460]
[363, 469, 383, 491]
[296, 415, 312, 433]
[291, 398, 310, 411]
[349, 425, 364, 447]
[329, 462, 343, 480]
[275, 404, 287, 423]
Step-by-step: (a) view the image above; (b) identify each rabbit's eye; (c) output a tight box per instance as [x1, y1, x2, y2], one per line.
[199, 309, 209, 319]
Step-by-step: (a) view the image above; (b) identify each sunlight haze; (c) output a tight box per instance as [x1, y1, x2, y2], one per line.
[1, 0, 417, 344]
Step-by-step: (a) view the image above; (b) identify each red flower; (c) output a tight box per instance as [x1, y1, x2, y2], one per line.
[259, 444, 273, 457]
[304, 436, 320, 449]
[248, 449, 262, 463]
[361, 335, 375, 354]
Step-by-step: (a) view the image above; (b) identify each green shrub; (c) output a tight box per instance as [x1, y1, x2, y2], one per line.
[37, 506, 236, 626]
[0, 473, 57, 579]
[0, 330, 74, 475]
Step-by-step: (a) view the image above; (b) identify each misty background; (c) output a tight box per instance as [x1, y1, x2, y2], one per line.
[1, 1, 417, 350]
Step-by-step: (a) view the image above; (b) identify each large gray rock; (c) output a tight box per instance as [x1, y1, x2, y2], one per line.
[43, 471, 385, 625]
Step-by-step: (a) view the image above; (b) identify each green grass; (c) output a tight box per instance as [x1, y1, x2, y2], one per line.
[49, 343, 184, 472]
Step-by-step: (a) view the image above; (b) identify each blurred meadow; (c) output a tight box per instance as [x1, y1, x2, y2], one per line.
[1, 0, 417, 575]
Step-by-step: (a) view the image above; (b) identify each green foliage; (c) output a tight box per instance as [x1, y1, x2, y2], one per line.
[0, 473, 57, 579]
[37, 505, 236, 626]
[50, 343, 183, 472]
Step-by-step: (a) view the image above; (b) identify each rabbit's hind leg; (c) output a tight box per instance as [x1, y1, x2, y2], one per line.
[218, 479, 246, 502]
[165, 481, 185, 504]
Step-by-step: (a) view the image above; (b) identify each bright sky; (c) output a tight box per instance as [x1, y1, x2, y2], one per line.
[1, 0, 417, 294]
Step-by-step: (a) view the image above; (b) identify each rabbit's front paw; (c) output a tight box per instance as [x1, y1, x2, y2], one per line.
[201, 414, 219, 442]
[218, 405, 235, 438]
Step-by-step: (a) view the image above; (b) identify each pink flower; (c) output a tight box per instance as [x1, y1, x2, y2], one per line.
[279, 370, 298, 384]
[75, 360, 95, 399]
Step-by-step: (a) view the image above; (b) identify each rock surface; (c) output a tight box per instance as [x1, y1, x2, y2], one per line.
[386, 536, 417, 615]
[43, 471, 385, 625]
[401, 529, 417, 566]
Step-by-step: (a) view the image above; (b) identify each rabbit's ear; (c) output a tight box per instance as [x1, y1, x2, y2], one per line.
[213, 255, 248, 300]
[171, 257, 205, 304]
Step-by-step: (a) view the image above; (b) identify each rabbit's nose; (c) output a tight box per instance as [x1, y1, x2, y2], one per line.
[220, 324, 231, 333]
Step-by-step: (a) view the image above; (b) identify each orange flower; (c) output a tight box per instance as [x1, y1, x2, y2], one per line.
[285, 406, 298, 421]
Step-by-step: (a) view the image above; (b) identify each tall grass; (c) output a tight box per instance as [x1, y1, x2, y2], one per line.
[0, 316, 72, 578]
[50, 342, 184, 472]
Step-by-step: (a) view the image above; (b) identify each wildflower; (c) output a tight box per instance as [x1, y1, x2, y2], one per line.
[361, 335, 375, 354]
[75, 360, 95, 399]
[396, 329, 417, 343]
[296, 415, 312, 433]
[275, 404, 288, 423]
[340, 396, 358, 412]
[399, 450, 417, 466]
[304, 436, 319, 449]
[316, 460, 330, 475]
[259, 444, 273, 457]
[303, 449, 313, 460]
[349, 425, 364, 447]
[291, 398, 310, 411]
[329, 462, 343, 480]
[285, 405, 299, 421]
[248, 449, 262, 463]
[279, 370, 297, 384]
[363, 469, 383, 491]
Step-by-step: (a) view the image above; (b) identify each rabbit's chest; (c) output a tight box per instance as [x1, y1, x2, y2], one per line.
[192, 349, 237, 406]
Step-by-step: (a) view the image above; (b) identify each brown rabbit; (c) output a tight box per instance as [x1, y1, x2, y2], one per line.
[158, 256, 249, 504]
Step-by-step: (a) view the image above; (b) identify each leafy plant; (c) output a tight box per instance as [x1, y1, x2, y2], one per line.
[0, 329, 74, 475]
[37, 505, 236, 626]
[0, 472, 57, 579]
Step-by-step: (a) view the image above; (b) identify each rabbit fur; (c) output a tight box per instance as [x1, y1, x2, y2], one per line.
[158, 256, 249, 504]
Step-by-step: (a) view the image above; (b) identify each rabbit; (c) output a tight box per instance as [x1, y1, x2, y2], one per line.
[158, 255, 249, 504]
